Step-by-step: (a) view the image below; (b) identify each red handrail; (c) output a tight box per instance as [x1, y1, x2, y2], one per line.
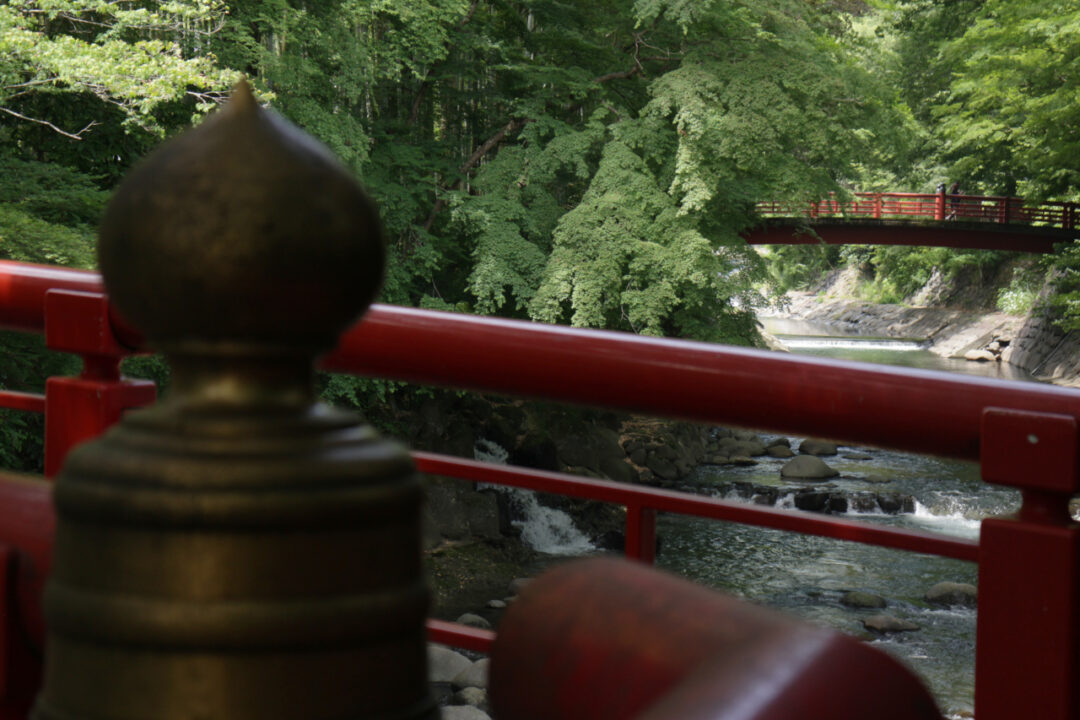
[0, 260, 1077, 720]
[756, 192, 1078, 230]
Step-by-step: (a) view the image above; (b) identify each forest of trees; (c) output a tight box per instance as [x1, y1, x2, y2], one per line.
[0, 0, 1078, 466]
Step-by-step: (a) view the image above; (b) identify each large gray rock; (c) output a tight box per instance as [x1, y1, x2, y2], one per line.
[452, 658, 491, 690]
[428, 644, 473, 682]
[781, 455, 839, 480]
[423, 479, 502, 545]
[798, 439, 839, 456]
[925, 581, 977, 608]
[862, 614, 920, 633]
[841, 591, 887, 609]
[645, 453, 679, 481]
[964, 349, 997, 362]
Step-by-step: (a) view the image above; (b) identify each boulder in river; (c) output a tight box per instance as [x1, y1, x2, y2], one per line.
[841, 591, 887, 609]
[768, 445, 795, 458]
[781, 455, 839, 480]
[862, 614, 920, 633]
[964, 349, 997, 362]
[925, 581, 977, 608]
[798, 438, 839, 456]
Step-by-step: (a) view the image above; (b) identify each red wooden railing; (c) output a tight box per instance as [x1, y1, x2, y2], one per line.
[756, 191, 1078, 229]
[0, 260, 1077, 719]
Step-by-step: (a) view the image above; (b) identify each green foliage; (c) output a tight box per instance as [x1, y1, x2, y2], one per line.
[0, 1, 237, 135]
[1050, 241, 1080, 332]
[763, 243, 841, 292]
[936, 1, 1080, 198]
[0, 331, 80, 472]
[842, 245, 1004, 304]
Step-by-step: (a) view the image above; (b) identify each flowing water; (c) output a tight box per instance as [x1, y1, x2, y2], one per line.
[655, 317, 1032, 717]
[496, 317, 1040, 717]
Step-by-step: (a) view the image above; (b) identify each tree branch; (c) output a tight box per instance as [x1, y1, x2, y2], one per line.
[0, 107, 98, 140]
[422, 117, 531, 232]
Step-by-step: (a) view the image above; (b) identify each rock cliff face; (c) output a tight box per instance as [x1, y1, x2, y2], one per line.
[1001, 304, 1080, 388]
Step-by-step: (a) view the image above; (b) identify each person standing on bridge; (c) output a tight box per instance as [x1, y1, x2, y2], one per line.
[947, 181, 961, 219]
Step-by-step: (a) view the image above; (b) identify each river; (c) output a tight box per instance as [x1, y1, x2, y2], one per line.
[489, 318, 1033, 717]
[655, 317, 1030, 718]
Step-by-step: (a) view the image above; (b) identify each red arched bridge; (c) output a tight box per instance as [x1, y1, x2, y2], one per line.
[750, 192, 1078, 253]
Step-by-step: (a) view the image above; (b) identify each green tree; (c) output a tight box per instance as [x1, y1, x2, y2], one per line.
[935, 1, 1080, 199]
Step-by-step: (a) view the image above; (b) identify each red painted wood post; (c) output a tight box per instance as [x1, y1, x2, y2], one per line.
[42, 290, 156, 477]
[976, 408, 1080, 720]
[625, 503, 657, 564]
[874, 193, 882, 219]
[935, 189, 945, 220]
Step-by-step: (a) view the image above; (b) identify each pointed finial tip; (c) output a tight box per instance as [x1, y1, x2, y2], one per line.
[227, 78, 258, 113]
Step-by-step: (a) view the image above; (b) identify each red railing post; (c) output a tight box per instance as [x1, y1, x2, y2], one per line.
[625, 503, 657, 564]
[42, 290, 156, 477]
[874, 193, 882, 219]
[976, 408, 1080, 720]
[935, 189, 946, 220]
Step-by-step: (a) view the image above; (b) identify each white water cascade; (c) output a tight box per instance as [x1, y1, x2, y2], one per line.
[780, 336, 926, 352]
[473, 439, 594, 555]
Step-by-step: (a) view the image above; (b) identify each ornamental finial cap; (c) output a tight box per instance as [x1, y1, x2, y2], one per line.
[98, 80, 383, 354]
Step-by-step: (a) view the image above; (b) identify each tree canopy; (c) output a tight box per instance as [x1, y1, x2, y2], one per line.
[0, 0, 1078, 469]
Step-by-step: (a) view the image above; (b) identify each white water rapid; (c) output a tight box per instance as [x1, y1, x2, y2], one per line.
[473, 438, 594, 555]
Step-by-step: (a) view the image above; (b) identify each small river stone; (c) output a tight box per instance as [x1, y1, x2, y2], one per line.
[455, 613, 492, 630]
[843, 452, 873, 460]
[441, 706, 491, 720]
[768, 445, 795, 458]
[925, 581, 977, 607]
[841, 591, 887, 609]
[863, 614, 920, 633]
[486, 599, 507, 609]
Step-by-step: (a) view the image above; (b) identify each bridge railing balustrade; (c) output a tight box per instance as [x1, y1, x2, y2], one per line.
[755, 191, 1078, 230]
[0, 259, 1076, 719]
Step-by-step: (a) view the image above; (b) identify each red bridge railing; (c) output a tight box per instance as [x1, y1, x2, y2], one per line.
[756, 191, 1078, 230]
[0, 260, 1077, 719]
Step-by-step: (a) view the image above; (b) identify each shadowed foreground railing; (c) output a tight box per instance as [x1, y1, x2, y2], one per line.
[0, 258, 1076, 718]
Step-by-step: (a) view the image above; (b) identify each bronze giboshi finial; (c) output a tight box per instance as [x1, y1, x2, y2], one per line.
[98, 79, 384, 355]
[35, 82, 435, 720]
